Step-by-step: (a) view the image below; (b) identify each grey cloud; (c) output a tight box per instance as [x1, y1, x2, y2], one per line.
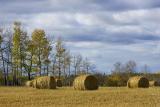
[64, 31, 160, 45]
[1, 0, 160, 14]
[93, 0, 160, 10]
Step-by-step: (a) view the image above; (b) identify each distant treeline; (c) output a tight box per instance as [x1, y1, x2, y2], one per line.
[95, 73, 160, 87]
[95, 61, 159, 87]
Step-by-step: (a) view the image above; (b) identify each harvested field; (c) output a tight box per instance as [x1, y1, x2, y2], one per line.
[0, 87, 160, 107]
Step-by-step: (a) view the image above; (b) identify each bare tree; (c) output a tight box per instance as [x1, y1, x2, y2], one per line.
[112, 62, 123, 74]
[142, 64, 150, 74]
[55, 38, 65, 79]
[0, 28, 7, 85]
[73, 54, 82, 76]
[124, 60, 137, 74]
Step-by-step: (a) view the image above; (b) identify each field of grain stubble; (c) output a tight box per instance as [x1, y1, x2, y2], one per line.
[0, 87, 160, 107]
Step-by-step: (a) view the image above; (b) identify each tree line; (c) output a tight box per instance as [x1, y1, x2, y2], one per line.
[95, 61, 160, 87]
[0, 22, 95, 86]
[0, 22, 158, 87]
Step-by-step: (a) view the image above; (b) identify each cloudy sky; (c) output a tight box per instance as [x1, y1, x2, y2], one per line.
[0, 0, 160, 73]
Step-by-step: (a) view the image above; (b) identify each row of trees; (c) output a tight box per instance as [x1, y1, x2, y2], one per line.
[0, 22, 156, 87]
[0, 22, 96, 86]
[96, 61, 154, 87]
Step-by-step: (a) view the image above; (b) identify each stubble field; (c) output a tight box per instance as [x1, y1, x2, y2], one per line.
[0, 87, 160, 107]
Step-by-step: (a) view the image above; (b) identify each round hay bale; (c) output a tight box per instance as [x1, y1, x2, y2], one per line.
[32, 79, 37, 88]
[73, 75, 99, 90]
[56, 79, 62, 87]
[35, 76, 56, 89]
[25, 81, 33, 87]
[149, 81, 159, 87]
[127, 76, 149, 88]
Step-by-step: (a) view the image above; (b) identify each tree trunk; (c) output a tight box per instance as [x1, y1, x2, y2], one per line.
[47, 65, 49, 76]
[6, 52, 9, 85]
[16, 65, 19, 85]
[1, 51, 7, 85]
[38, 50, 41, 76]
[52, 58, 56, 75]
[28, 72, 31, 80]
[11, 50, 14, 86]
[28, 54, 33, 80]
[20, 47, 23, 77]
[74, 66, 77, 76]
[58, 57, 61, 79]
[43, 67, 45, 75]
[68, 63, 71, 86]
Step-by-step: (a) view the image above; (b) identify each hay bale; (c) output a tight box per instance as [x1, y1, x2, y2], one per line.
[149, 81, 159, 87]
[34, 76, 56, 89]
[32, 79, 37, 88]
[73, 75, 99, 90]
[127, 76, 149, 88]
[25, 81, 33, 87]
[56, 79, 62, 87]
